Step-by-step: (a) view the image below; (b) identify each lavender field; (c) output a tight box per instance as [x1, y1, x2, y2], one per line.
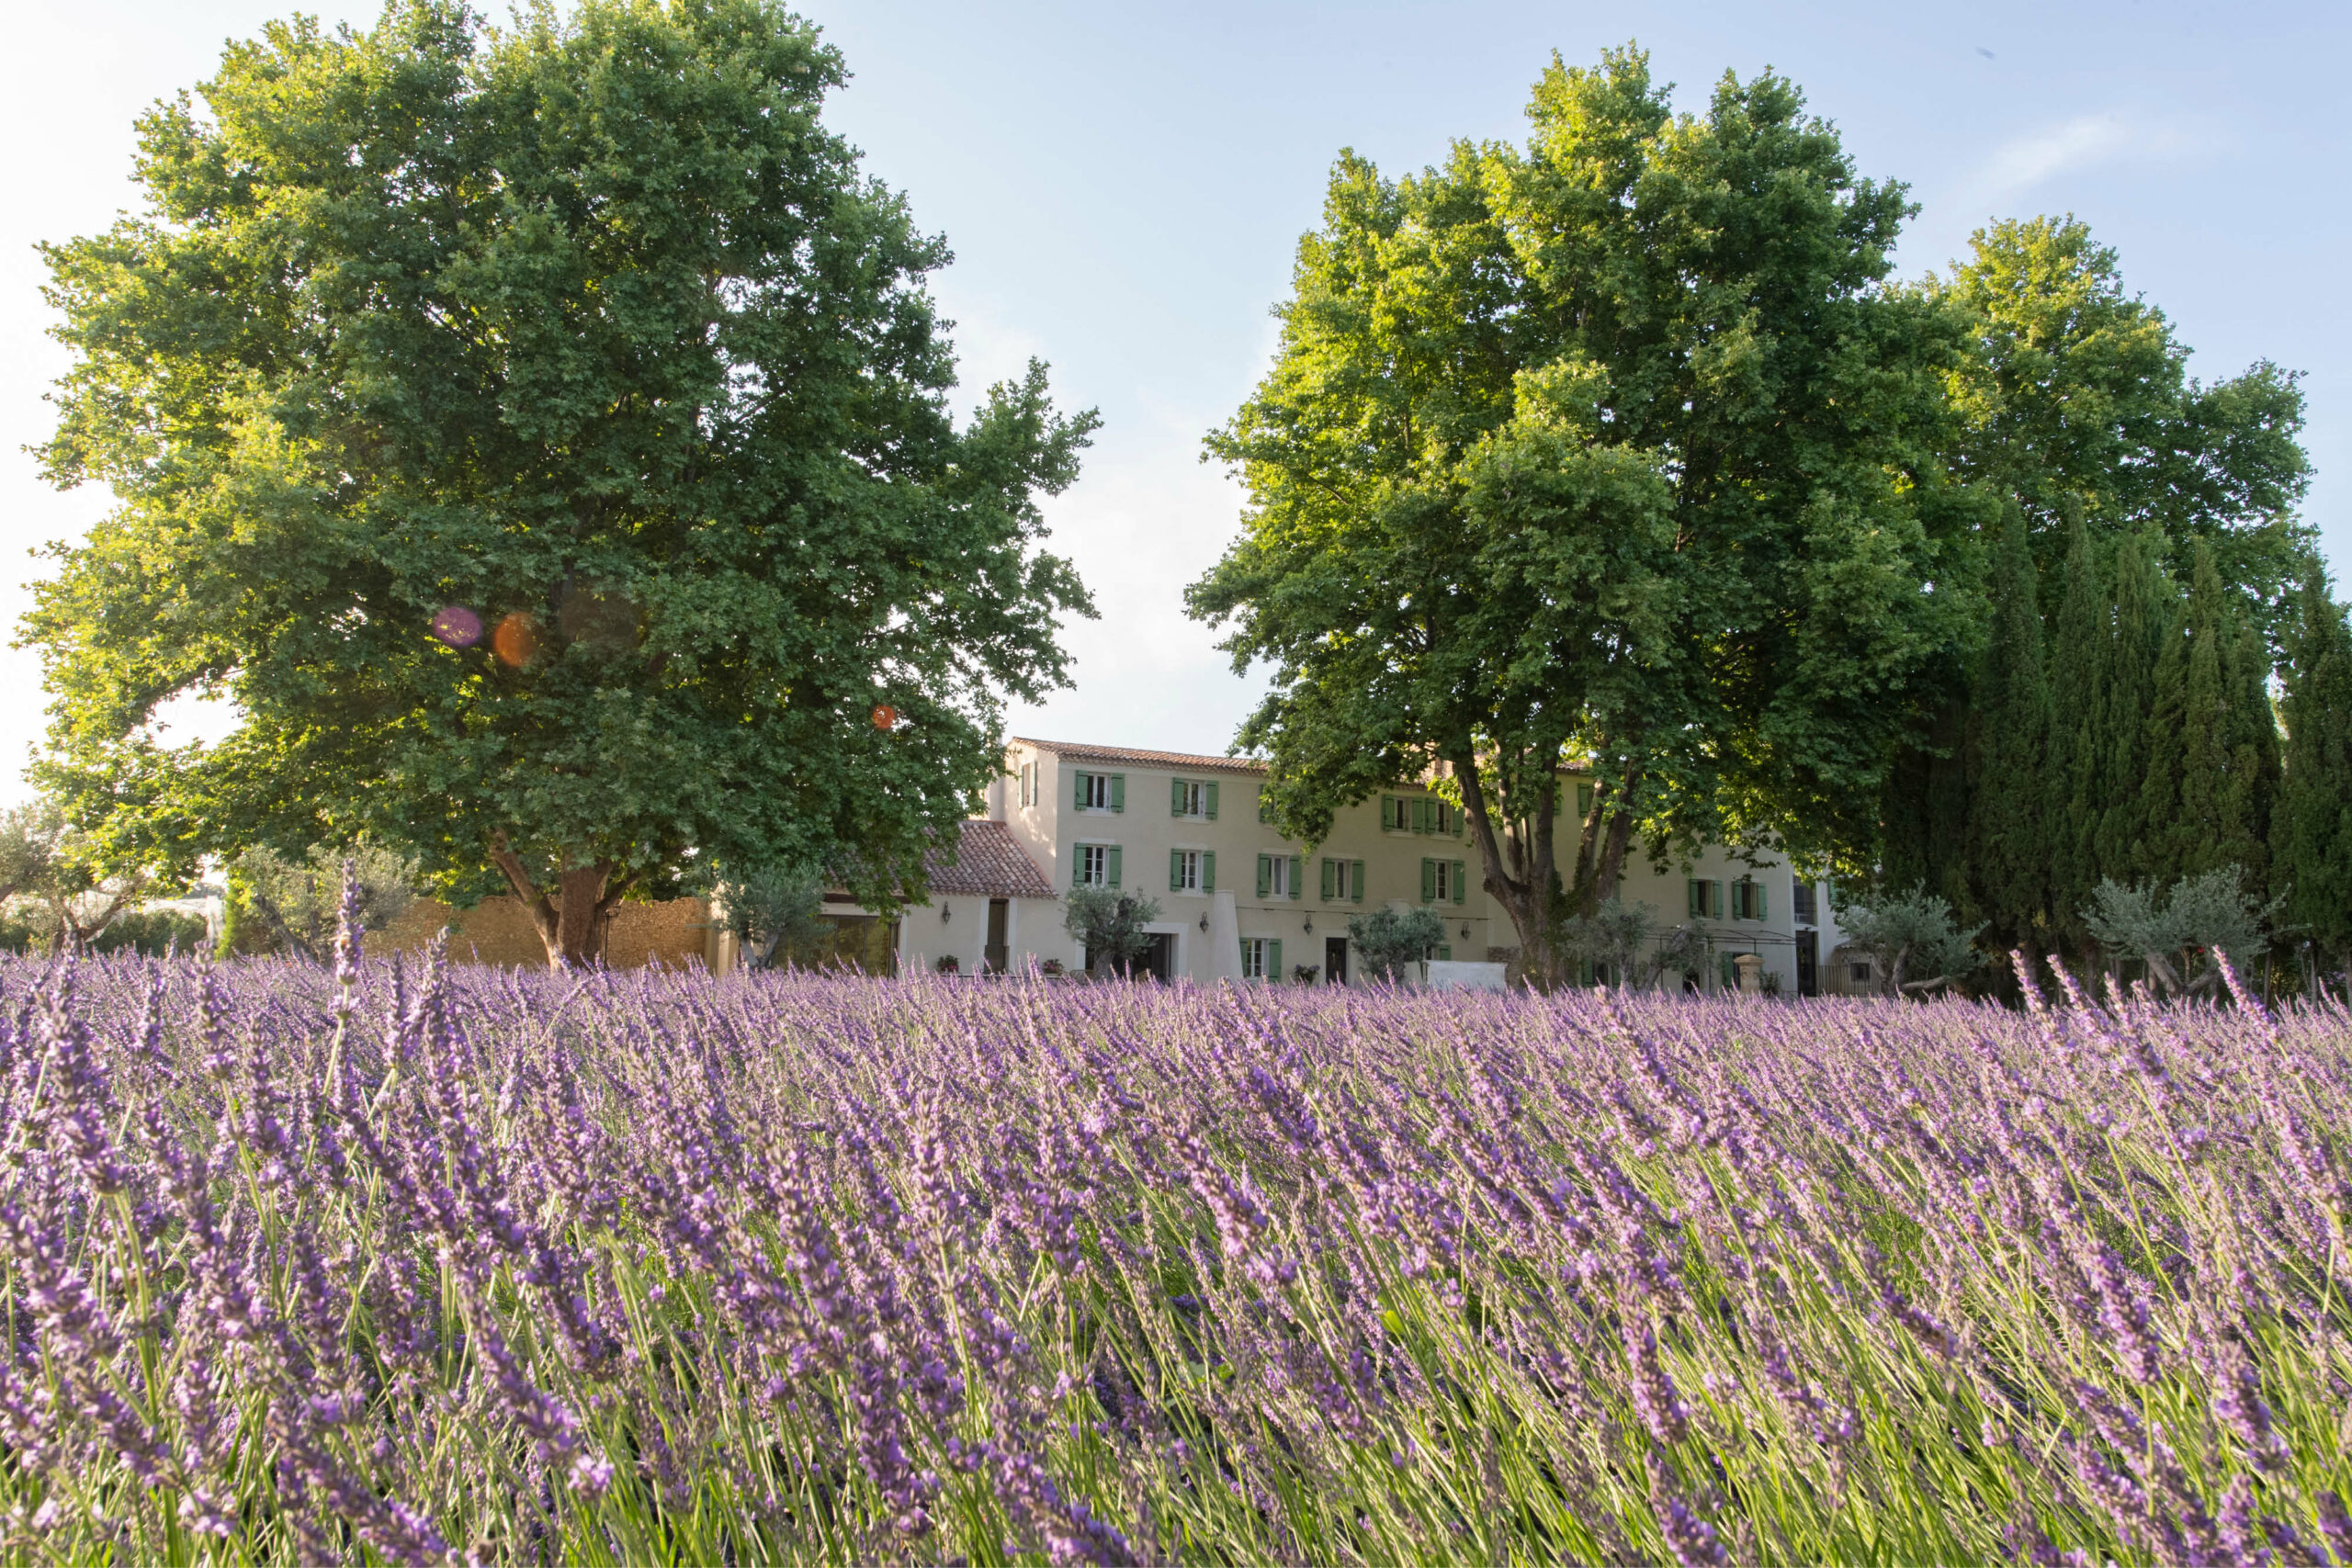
[5, 941, 2350, 1565]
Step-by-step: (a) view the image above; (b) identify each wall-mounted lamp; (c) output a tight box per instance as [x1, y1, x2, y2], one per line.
[1460, 923, 1471, 940]
[940, 902, 953, 923]
[1198, 912, 1210, 932]
[1304, 915, 1314, 933]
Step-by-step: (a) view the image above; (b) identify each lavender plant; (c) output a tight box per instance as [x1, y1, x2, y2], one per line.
[2, 912, 2348, 1563]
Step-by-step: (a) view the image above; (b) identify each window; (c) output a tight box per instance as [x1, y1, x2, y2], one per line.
[1258, 853, 1301, 899]
[1687, 879, 1723, 919]
[1730, 877, 1767, 920]
[1436, 944, 1453, 962]
[1792, 881, 1817, 926]
[1850, 961, 1872, 985]
[1170, 777, 1218, 819]
[1321, 857, 1367, 902]
[1076, 843, 1121, 888]
[1169, 849, 1215, 894]
[1243, 936, 1283, 981]
[1075, 770, 1123, 812]
[1577, 783, 1595, 821]
[1421, 858, 1467, 905]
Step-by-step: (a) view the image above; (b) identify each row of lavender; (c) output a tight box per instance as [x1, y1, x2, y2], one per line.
[3, 938, 2349, 1564]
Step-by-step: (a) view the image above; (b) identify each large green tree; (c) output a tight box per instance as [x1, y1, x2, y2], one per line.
[1962, 502, 2050, 953]
[1932, 216, 2311, 631]
[29, 0, 1094, 966]
[1187, 49, 1973, 986]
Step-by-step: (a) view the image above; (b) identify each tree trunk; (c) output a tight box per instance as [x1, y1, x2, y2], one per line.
[1455, 751, 1568, 991]
[489, 838, 625, 971]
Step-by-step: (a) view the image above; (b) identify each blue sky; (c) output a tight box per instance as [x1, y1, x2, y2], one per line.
[3, 0, 2345, 793]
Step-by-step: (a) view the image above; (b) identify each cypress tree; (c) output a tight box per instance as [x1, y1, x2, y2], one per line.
[2147, 541, 2274, 887]
[2042, 507, 2105, 951]
[2272, 570, 2352, 977]
[1965, 502, 2050, 951]
[2135, 576, 2191, 884]
[2220, 612, 2282, 888]
[2097, 534, 2171, 883]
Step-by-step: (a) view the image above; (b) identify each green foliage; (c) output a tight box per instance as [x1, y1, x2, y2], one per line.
[725, 865, 829, 972]
[2080, 867, 2283, 996]
[1060, 886, 1162, 976]
[2041, 508, 2106, 949]
[1190, 47, 1973, 986]
[1347, 906, 1447, 983]
[88, 908, 211, 957]
[28, 0, 1094, 967]
[1837, 885, 1984, 995]
[236, 844, 418, 961]
[2272, 570, 2352, 966]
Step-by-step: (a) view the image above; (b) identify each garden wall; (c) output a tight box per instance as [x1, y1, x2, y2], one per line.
[369, 895, 719, 970]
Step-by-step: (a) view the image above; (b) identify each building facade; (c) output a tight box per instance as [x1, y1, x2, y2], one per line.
[859, 737, 1849, 993]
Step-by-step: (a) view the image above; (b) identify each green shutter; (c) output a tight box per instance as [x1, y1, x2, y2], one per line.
[1757, 883, 1768, 921]
[1688, 879, 1702, 918]
[1711, 881, 1723, 919]
[1269, 938, 1282, 981]
[1321, 858, 1335, 900]
[1202, 851, 1215, 892]
[1381, 795, 1396, 830]
[1452, 861, 1467, 905]
[1257, 854, 1272, 897]
[1075, 769, 1089, 809]
[1351, 860, 1366, 903]
[1577, 784, 1595, 821]
[1171, 777, 1186, 816]
[1074, 846, 1086, 888]
[1438, 945, 1453, 962]
[1421, 859, 1436, 903]
[1170, 849, 1183, 892]
[1289, 856, 1304, 900]
[1110, 773, 1125, 813]
[1205, 781, 1218, 820]
[1258, 791, 1272, 824]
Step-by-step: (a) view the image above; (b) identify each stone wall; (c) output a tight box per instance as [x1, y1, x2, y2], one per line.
[370, 895, 718, 970]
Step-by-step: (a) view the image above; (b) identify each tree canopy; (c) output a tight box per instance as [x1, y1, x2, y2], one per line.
[1188, 47, 1974, 986]
[28, 0, 1094, 966]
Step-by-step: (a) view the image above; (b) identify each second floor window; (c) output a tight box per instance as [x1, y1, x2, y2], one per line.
[1169, 849, 1213, 893]
[1170, 778, 1217, 818]
[1730, 877, 1767, 920]
[1792, 881, 1818, 925]
[1078, 843, 1120, 887]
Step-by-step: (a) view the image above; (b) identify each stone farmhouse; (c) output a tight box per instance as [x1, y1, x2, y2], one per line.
[785, 737, 1854, 994]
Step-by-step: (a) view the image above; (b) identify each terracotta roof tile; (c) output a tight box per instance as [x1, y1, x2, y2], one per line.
[1011, 736, 1267, 775]
[924, 818, 1056, 899]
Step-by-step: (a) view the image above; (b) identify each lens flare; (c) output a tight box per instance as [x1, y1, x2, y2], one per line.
[431, 605, 484, 649]
[871, 704, 898, 730]
[493, 613, 541, 667]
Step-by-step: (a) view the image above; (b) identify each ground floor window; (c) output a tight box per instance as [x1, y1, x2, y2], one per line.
[1242, 936, 1282, 980]
[775, 914, 900, 976]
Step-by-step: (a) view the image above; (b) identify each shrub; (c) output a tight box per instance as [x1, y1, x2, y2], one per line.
[1346, 905, 1446, 982]
[1061, 885, 1161, 976]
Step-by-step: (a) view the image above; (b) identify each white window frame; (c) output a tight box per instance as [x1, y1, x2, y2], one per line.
[1079, 844, 1110, 887]
[1330, 858, 1351, 900]
[1431, 860, 1453, 902]
[1081, 773, 1110, 810]
[1243, 937, 1272, 979]
[1175, 779, 1206, 818]
[1269, 855, 1292, 898]
[1175, 849, 1202, 893]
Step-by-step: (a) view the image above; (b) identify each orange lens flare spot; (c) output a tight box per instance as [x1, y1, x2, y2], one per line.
[871, 704, 898, 730]
[493, 613, 541, 667]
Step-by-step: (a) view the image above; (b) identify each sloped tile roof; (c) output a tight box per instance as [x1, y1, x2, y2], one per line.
[1012, 736, 1268, 775]
[925, 818, 1056, 899]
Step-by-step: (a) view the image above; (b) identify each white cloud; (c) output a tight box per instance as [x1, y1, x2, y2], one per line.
[1959, 110, 2222, 205]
